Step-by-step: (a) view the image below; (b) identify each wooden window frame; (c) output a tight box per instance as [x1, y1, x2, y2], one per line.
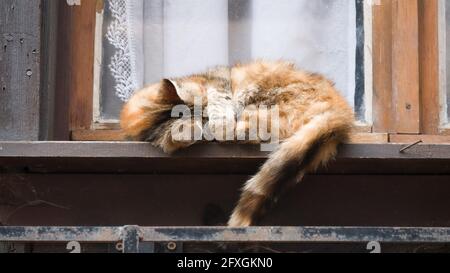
[56, 0, 450, 144]
[437, 0, 450, 133]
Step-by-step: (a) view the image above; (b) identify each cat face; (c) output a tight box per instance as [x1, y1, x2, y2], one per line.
[165, 78, 207, 106]
[120, 80, 182, 140]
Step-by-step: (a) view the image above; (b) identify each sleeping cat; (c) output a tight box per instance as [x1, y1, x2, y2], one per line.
[120, 60, 354, 227]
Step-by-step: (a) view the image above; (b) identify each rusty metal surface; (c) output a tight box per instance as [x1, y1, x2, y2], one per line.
[0, 226, 121, 242]
[1, 226, 450, 243]
[121, 226, 141, 253]
[139, 227, 450, 243]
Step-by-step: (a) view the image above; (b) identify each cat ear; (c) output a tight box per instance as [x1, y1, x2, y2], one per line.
[159, 79, 183, 104]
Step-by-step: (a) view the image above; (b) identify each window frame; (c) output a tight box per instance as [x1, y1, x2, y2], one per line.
[58, 0, 450, 144]
[438, 0, 450, 132]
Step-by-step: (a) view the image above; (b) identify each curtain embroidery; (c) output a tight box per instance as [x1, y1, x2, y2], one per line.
[106, 0, 136, 101]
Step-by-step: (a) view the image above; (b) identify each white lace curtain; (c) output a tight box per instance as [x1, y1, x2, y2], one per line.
[105, 0, 356, 109]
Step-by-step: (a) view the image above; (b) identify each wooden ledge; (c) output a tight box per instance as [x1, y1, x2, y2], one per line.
[0, 142, 449, 174]
[71, 130, 389, 143]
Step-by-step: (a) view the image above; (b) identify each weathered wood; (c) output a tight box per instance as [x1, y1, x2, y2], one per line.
[71, 129, 125, 141]
[372, 0, 394, 133]
[347, 133, 388, 144]
[68, 1, 97, 131]
[71, 130, 388, 144]
[53, 0, 72, 140]
[40, 0, 60, 140]
[1, 174, 450, 227]
[392, 0, 421, 134]
[0, 142, 448, 159]
[54, 0, 97, 140]
[352, 125, 373, 133]
[419, 0, 440, 134]
[0, 142, 449, 174]
[58, 1, 98, 131]
[441, 128, 450, 135]
[390, 134, 450, 144]
[0, 0, 42, 140]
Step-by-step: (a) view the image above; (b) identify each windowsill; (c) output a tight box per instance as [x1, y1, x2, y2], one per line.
[78, 122, 378, 142]
[0, 142, 449, 175]
[71, 129, 389, 144]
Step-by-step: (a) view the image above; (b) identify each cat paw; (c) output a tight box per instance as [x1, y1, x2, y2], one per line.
[208, 116, 236, 141]
[170, 119, 202, 144]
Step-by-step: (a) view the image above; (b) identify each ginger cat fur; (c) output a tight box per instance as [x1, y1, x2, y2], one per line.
[121, 60, 354, 227]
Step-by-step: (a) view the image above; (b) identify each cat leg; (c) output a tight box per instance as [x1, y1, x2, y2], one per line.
[153, 119, 202, 154]
[207, 87, 236, 141]
[235, 108, 262, 144]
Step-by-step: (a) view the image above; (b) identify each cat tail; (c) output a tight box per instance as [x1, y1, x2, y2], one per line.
[228, 111, 351, 227]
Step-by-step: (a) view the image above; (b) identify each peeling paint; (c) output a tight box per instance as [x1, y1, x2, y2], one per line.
[0, 226, 449, 253]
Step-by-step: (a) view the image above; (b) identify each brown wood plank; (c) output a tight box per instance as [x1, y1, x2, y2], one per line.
[372, 0, 394, 133]
[0, 142, 448, 159]
[348, 133, 388, 144]
[71, 129, 125, 141]
[441, 128, 450, 135]
[418, 0, 440, 134]
[55, 0, 98, 137]
[3, 174, 450, 228]
[91, 122, 121, 130]
[351, 125, 373, 133]
[392, 0, 421, 134]
[68, 1, 97, 131]
[390, 134, 450, 144]
[0, 142, 449, 175]
[71, 129, 387, 144]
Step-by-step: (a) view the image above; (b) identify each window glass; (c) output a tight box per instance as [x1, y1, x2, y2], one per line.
[98, 0, 366, 121]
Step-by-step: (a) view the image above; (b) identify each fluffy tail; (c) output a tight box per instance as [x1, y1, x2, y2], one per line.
[228, 111, 351, 227]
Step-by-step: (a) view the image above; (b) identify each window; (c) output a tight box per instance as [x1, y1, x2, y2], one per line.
[95, 0, 372, 124]
[61, 0, 450, 144]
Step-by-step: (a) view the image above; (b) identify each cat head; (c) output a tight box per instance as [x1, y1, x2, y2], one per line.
[157, 79, 184, 104]
[161, 77, 207, 105]
[120, 78, 205, 142]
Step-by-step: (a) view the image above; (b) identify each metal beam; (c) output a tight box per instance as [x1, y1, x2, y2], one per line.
[0, 226, 449, 244]
[0, 227, 121, 242]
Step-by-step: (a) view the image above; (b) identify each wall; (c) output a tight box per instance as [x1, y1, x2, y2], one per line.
[0, 0, 42, 140]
